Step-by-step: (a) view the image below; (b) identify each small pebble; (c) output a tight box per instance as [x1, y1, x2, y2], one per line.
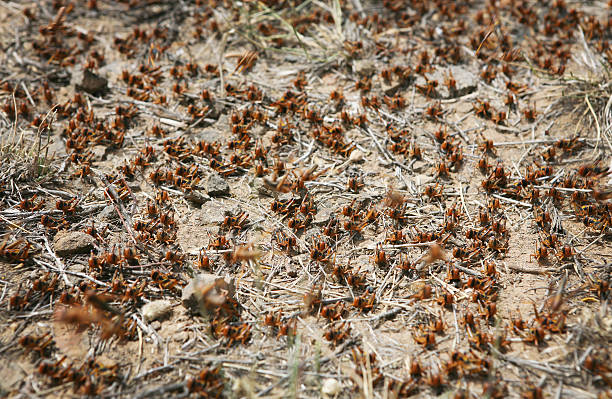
[207, 173, 230, 197]
[142, 299, 172, 322]
[173, 331, 189, 342]
[54, 231, 95, 257]
[349, 149, 364, 163]
[322, 378, 341, 397]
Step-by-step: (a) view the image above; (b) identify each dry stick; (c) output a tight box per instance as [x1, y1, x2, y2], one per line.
[375, 266, 395, 298]
[132, 314, 161, 348]
[578, 232, 605, 255]
[369, 307, 402, 323]
[458, 182, 471, 221]
[362, 127, 411, 171]
[132, 361, 179, 381]
[33, 258, 109, 287]
[506, 264, 557, 275]
[452, 303, 460, 350]
[491, 193, 532, 208]
[95, 172, 139, 248]
[554, 381, 563, 399]
[491, 346, 574, 378]
[41, 235, 72, 287]
[380, 242, 435, 250]
[293, 139, 316, 165]
[454, 264, 484, 278]
[135, 326, 143, 376]
[0, 214, 31, 233]
[133, 382, 185, 399]
[218, 33, 227, 97]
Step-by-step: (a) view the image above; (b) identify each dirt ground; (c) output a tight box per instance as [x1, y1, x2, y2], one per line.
[0, 1, 611, 398]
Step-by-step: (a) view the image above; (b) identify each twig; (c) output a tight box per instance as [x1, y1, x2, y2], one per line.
[369, 307, 402, 323]
[454, 264, 484, 278]
[491, 193, 532, 208]
[133, 382, 185, 399]
[506, 264, 557, 275]
[42, 235, 72, 287]
[586, 95, 603, 154]
[95, 172, 140, 248]
[133, 362, 179, 381]
[458, 182, 471, 221]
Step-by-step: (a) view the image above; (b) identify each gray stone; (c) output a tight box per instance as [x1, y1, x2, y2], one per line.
[54, 230, 95, 256]
[416, 65, 477, 99]
[314, 200, 335, 225]
[206, 102, 226, 121]
[381, 81, 404, 96]
[48, 134, 67, 158]
[446, 65, 477, 97]
[128, 182, 141, 193]
[200, 201, 227, 225]
[184, 189, 210, 205]
[322, 378, 342, 398]
[173, 331, 189, 342]
[99, 205, 116, 221]
[151, 321, 162, 330]
[76, 69, 108, 95]
[250, 178, 274, 197]
[195, 129, 224, 143]
[176, 201, 228, 254]
[142, 299, 172, 322]
[0, 362, 25, 395]
[207, 173, 230, 197]
[353, 59, 375, 77]
[91, 145, 107, 160]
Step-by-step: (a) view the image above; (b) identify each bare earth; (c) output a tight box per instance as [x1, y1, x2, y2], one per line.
[0, 1, 611, 398]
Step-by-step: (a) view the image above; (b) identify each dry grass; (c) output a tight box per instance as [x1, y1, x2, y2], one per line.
[0, 1, 611, 398]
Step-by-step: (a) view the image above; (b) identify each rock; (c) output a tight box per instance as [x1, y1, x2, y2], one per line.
[48, 134, 67, 158]
[446, 65, 477, 97]
[0, 362, 26, 395]
[381, 80, 404, 96]
[200, 201, 227, 225]
[151, 321, 162, 330]
[313, 199, 335, 225]
[194, 129, 224, 143]
[173, 331, 189, 342]
[54, 230, 95, 256]
[70, 263, 86, 273]
[181, 273, 235, 318]
[182, 273, 214, 311]
[99, 205, 116, 221]
[142, 299, 172, 322]
[91, 145, 107, 160]
[184, 189, 210, 206]
[127, 182, 141, 193]
[321, 378, 342, 397]
[349, 149, 364, 163]
[250, 178, 274, 197]
[207, 173, 230, 197]
[76, 69, 108, 95]
[176, 201, 229, 254]
[205, 102, 226, 121]
[416, 65, 477, 99]
[353, 59, 375, 77]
